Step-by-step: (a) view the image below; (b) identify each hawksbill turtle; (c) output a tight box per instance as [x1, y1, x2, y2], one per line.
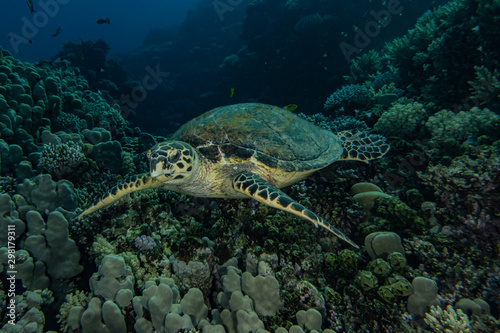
[78, 103, 390, 248]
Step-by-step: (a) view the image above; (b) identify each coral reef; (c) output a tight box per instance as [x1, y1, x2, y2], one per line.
[1, 0, 500, 330]
[134, 235, 157, 251]
[407, 277, 441, 318]
[425, 107, 500, 142]
[374, 102, 427, 139]
[324, 84, 373, 115]
[418, 144, 500, 244]
[39, 142, 85, 180]
[424, 305, 470, 332]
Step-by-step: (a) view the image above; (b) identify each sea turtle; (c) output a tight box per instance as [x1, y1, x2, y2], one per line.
[78, 103, 390, 248]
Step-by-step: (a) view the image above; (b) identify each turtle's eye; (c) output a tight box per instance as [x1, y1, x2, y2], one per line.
[149, 141, 196, 182]
[168, 150, 181, 163]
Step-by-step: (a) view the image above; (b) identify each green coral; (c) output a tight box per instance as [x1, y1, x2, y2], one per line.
[338, 249, 358, 275]
[425, 107, 500, 142]
[387, 252, 407, 272]
[82, 93, 127, 130]
[374, 197, 427, 237]
[379, 0, 500, 108]
[120, 150, 137, 175]
[90, 235, 117, 265]
[57, 290, 92, 331]
[54, 112, 87, 133]
[367, 258, 392, 278]
[345, 50, 384, 84]
[377, 285, 395, 304]
[386, 274, 412, 297]
[374, 102, 427, 139]
[355, 270, 378, 291]
[468, 65, 500, 106]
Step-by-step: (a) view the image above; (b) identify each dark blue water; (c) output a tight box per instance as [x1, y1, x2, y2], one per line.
[1, 0, 199, 62]
[1, 0, 446, 133]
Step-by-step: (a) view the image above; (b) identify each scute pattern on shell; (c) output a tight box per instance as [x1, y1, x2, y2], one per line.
[172, 103, 343, 171]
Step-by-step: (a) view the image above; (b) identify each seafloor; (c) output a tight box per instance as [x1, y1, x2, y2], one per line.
[0, 0, 499, 332]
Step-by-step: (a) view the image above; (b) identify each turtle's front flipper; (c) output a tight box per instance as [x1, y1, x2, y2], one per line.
[337, 130, 390, 162]
[77, 174, 161, 219]
[233, 173, 359, 248]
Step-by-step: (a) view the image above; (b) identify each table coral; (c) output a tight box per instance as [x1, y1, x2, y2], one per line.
[324, 84, 373, 115]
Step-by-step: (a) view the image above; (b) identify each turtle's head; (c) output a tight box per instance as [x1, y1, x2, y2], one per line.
[148, 141, 197, 183]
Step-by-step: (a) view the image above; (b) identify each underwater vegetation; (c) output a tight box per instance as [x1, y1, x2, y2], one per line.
[0, 0, 499, 332]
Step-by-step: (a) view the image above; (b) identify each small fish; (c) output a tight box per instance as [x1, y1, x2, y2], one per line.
[97, 18, 110, 24]
[26, 0, 34, 13]
[283, 104, 298, 112]
[8, 35, 32, 44]
[52, 26, 61, 37]
[229, 87, 235, 98]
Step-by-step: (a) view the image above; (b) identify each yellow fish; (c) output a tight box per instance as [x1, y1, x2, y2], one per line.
[283, 104, 298, 112]
[229, 87, 235, 98]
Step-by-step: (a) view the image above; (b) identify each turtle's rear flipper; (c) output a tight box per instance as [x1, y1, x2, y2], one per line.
[337, 130, 390, 162]
[233, 173, 359, 248]
[77, 174, 161, 219]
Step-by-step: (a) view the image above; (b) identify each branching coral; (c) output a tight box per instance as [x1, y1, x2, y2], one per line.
[39, 142, 85, 179]
[345, 50, 384, 84]
[379, 0, 498, 107]
[324, 84, 373, 114]
[424, 305, 470, 333]
[468, 66, 500, 106]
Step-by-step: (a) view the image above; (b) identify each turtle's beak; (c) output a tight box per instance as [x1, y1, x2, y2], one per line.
[147, 142, 195, 183]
